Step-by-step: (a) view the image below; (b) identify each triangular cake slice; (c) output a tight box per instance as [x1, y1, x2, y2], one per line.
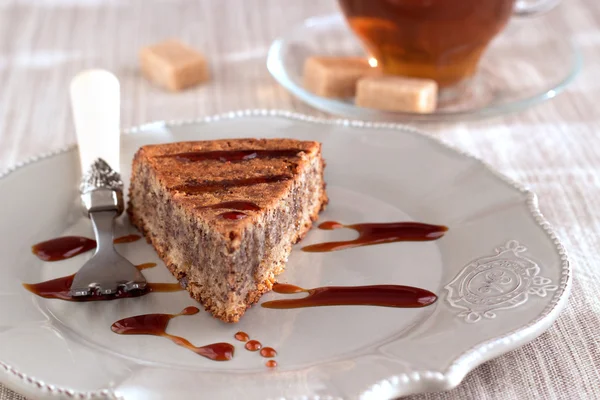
[128, 138, 327, 322]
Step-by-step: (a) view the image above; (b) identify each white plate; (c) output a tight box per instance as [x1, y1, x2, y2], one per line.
[0, 111, 571, 400]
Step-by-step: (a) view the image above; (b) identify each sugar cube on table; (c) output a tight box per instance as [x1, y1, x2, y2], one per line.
[303, 56, 375, 98]
[355, 75, 438, 113]
[139, 39, 209, 91]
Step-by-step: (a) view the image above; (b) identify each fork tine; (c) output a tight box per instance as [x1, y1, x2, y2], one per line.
[70, 287, 93, 297]
[99, 287, 117, 295]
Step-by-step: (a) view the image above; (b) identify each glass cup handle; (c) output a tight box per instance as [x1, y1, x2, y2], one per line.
[514, 0, 560, 16]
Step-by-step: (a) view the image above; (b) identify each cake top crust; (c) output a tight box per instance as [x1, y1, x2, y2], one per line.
[133, 138, 322, 245]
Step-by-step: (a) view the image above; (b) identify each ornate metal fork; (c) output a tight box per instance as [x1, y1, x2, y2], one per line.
[68, 70, 146, 297]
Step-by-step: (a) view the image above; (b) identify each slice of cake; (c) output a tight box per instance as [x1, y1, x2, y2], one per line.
[128, 138, 327, 322]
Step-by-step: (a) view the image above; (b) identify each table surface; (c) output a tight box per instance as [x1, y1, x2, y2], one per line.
[1, 0, 599, 399]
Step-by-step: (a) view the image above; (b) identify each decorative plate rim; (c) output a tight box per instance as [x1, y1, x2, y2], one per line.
[0, 109, 572, 400]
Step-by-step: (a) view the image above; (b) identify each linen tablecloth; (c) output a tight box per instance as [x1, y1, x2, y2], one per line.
[1, 0, 598, 399]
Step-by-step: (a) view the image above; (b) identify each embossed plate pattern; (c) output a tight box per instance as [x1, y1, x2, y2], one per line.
[0, 111, 570, 400]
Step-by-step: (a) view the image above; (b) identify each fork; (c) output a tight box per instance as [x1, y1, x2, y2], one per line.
[68, 69, 147, 297]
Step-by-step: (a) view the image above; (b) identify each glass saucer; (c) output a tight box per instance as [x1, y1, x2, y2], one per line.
[267, 13, 581, 122]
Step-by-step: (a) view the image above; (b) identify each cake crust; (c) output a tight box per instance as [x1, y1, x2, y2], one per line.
[128, 138, 327, 322]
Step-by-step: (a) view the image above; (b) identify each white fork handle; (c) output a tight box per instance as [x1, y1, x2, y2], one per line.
[70, 69, 121, 174]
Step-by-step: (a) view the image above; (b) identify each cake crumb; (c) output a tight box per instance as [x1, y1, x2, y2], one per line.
[139, 39, 209, 91]
[355, 75, 438, 113]
[303, 56, 375, 98]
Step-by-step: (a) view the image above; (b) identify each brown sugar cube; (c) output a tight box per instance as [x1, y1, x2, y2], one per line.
[355, 76, 438, 113]
[303, 56, 375, 98]
[139, 40, 209, 91]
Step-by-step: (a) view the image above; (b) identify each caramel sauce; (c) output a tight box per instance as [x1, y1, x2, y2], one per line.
[270, 283, 305, 294]
[234, 332, 277, 361]
[32, 234, 142, 261]
[219, 211, 248, 220]
[172, 175, 292, 195]
[31, 236, 95, 261]
[261, 283, 437, 309]
[234, 331, 250, 342]
[265, 360, 278, 368]
[111, 307, 234, 361]
[113, 234, 143, 244]
[164, 149, 302, 163]
[23, 263, 181, 302]
[245, 340, 262, 351]
[198, 201, 262, 220]
[136, 262, 157, 271]
[302, 221, 448, 252]
[199, 201, 261, 211]
[260, 347, 277, 358]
